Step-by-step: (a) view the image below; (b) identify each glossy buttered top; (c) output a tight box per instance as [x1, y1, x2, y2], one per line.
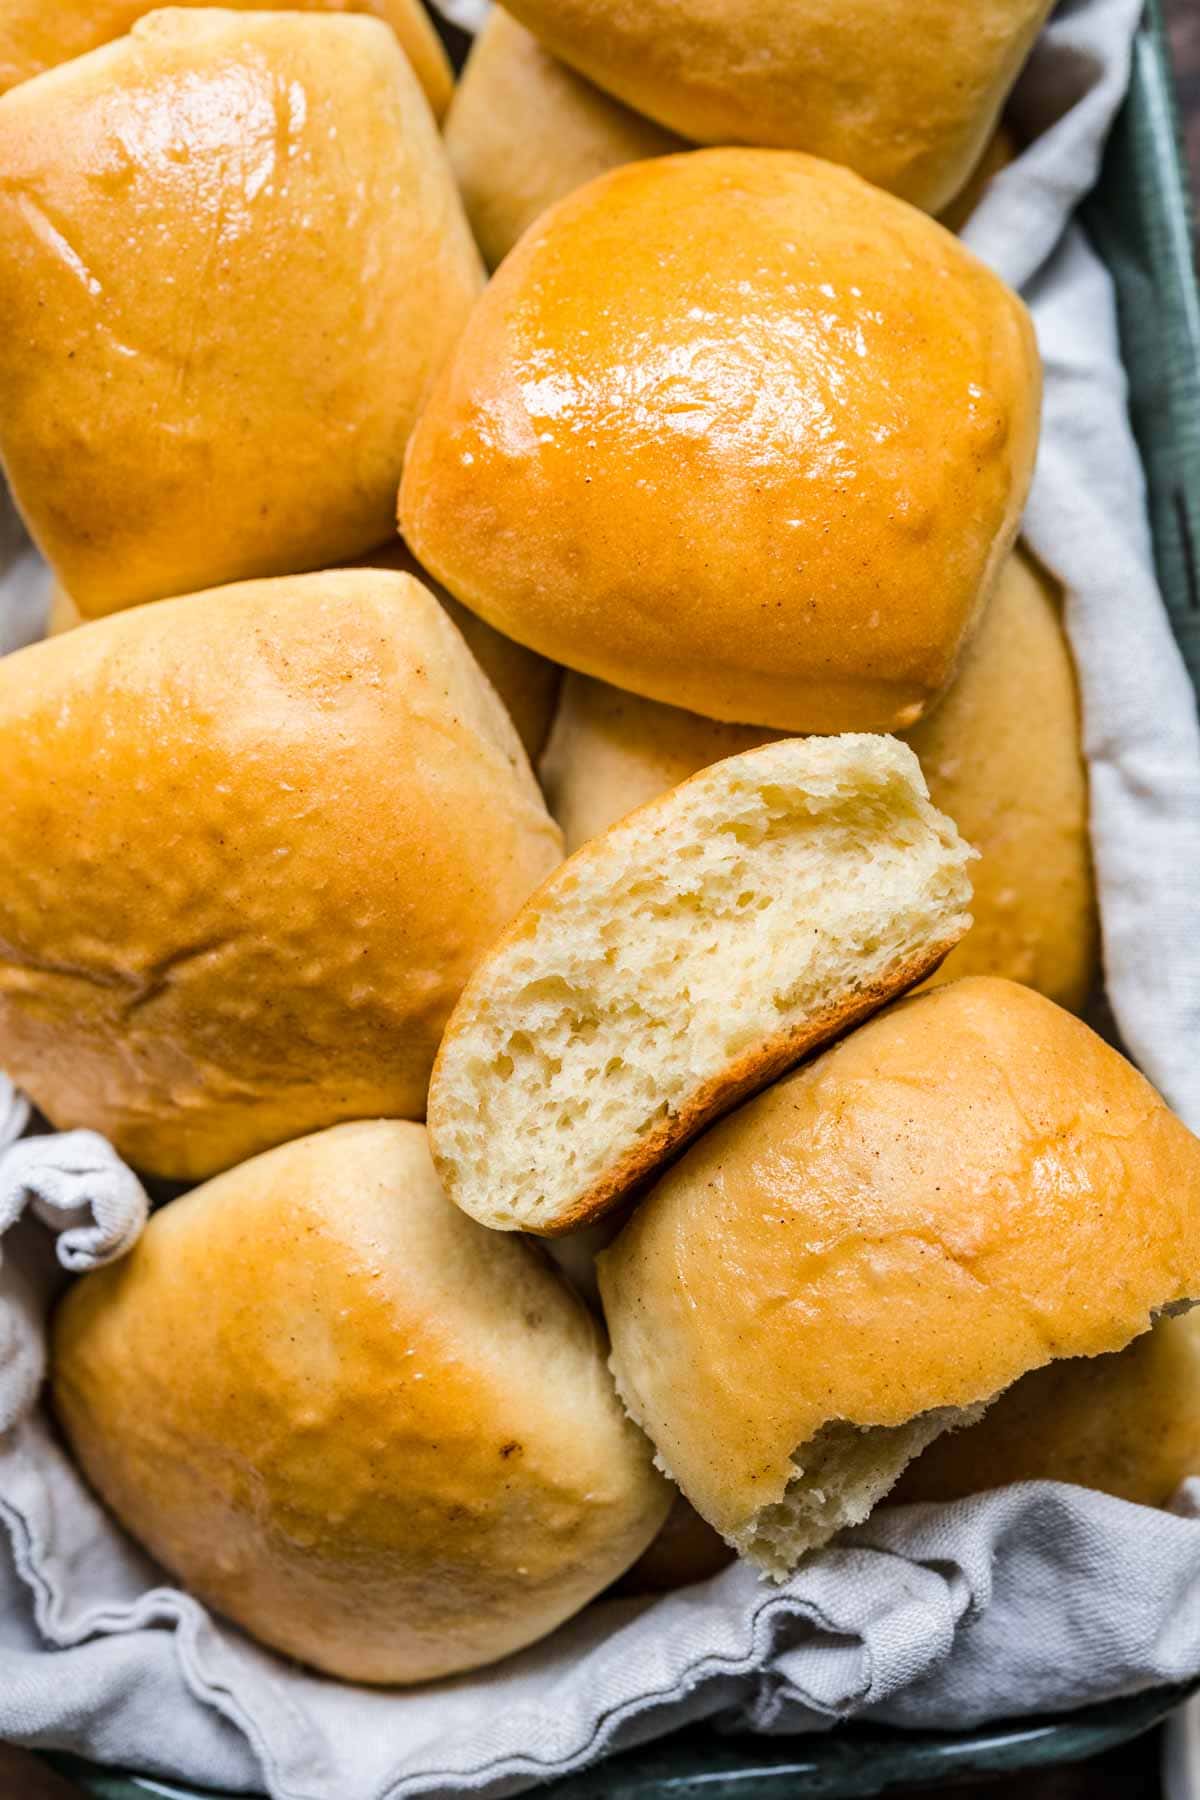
[0, 9, 481, 615]
[402, 149, 1041, 734]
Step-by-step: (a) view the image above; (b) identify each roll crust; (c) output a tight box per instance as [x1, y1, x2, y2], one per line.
[0, 571, 562, 1178]
[0, 9, 481, 617]
[401, 150, 1040, 734]
[502, 0, 1050, 213]
[895, 1308, 1200, 1510]
[446, 8, 684, 268]
[0, 0, 454, 114]
[598, 979, 1200, 1563]
[52, 1121, 670, 1684]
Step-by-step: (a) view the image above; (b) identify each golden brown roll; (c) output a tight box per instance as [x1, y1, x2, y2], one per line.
[902, 549, 1096, 1007]
[429, 735, 973, 1234]
[894, 1308, 1200, 1511]
[445, 12, 1016, 271]
[53, 1120, 670, 1684]
[539, 548, 1097, 1012]
[502, 0, 1049, 212]
[446, 8, 684, 268]
[0, 570, 562, 1179]
[0, 9, 481, 619]
[0, 0, 454, 114]
[49, 551, 561, 759]
[354, 540, 561, 758]
[597, 979, 1200, 1576]
[401, 151, 1040, 735]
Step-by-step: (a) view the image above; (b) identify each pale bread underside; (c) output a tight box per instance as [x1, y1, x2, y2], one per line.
[718, 1305, 1200, 1576]
[730, 1406, 988, 1580]
[429, 734, 975, 1235]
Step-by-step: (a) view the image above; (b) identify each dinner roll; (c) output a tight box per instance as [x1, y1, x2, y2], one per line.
[0, 0, 453, 114]
[428, 735, 973, 1235]
[401, 151, 1040, 734]
[355, 540, 561, 757]
[446, 8, 683, 268]
[0, 571, 561, 1179]
[49, 549, 561, 758]
[501, 0, 1049, 212]
[541, 548, 1097, 1011]
[894, 1308, 1200, 1511]
[0, 9, 481, 619]
[597, 978, 1200, 1577]
[903, 550, 1095, 1007]
[445, 13, 1017, 271]
[53, 1120, 670, 1684]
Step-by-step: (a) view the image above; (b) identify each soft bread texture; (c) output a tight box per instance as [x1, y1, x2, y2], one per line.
[895, 1307, 1200, 1511]
[0, 571, 562, 1179]
[540, 547, 1097, 1011]
[401, 150, 1041, 734]
[353, 540, 561, 758]
[427, 735, 974, 1235]
[597, 978, 1200, 1576]
[0, 9, 481, 618]
[52, 1121, 670, 1684]
[501, 0, 1049, 213]
[446, 11, 1017, 269]
[446, 8, 684, 269]
[0, 0, 454, 113]
[50, 547, 562, 759]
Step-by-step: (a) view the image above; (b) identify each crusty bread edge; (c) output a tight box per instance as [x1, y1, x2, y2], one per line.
[493, 930, 965, 1237]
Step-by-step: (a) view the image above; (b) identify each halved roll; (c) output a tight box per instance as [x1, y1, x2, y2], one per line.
[894, 1307, 1200, 1511]
[597, 978, 1200, 1577]
[539, 547, 1098, 1011]
[52, 1121, 671, 1684]
[427, 734, 974, 1234]
[0, 570, 562, 1178]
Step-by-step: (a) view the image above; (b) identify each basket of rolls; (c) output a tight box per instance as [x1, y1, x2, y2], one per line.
[0, 0, 1198, 1796]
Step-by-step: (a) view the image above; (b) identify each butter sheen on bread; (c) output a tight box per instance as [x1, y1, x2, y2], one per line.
[0, 9, 481, 617]
[402, 149, 1040, 734]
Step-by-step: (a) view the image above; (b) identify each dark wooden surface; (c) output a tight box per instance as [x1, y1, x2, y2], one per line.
[1, 8, 1198, 1800]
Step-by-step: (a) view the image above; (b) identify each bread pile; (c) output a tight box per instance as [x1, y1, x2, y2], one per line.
[0, 0, 1191, 1708]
